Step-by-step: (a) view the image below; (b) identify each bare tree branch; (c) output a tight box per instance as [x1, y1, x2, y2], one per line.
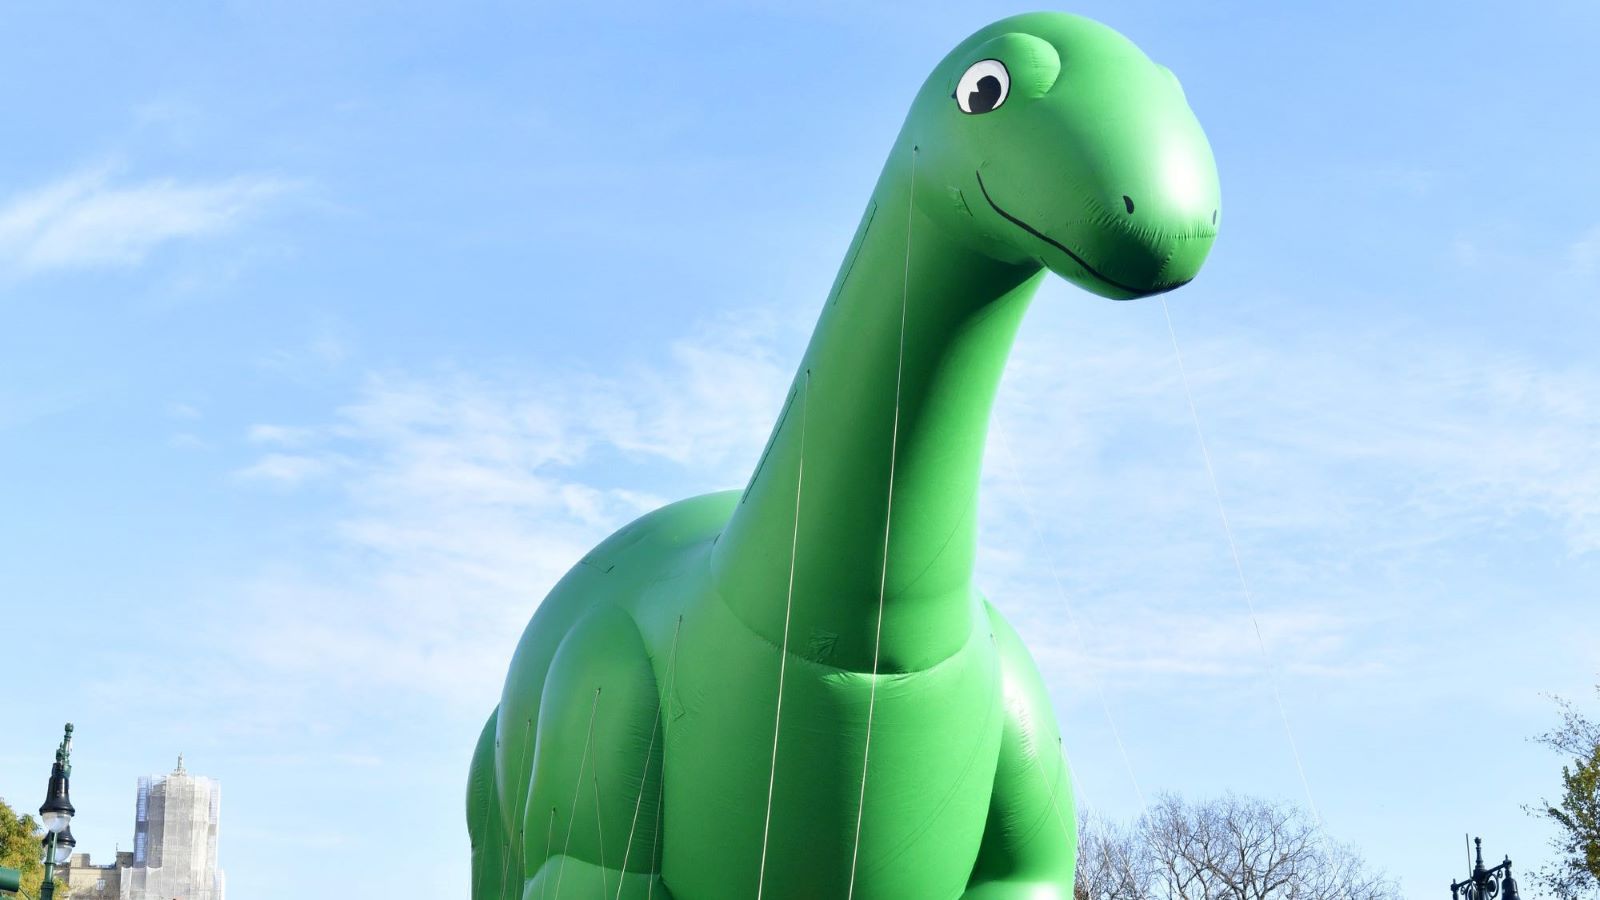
[1075, 793, 1400, 900]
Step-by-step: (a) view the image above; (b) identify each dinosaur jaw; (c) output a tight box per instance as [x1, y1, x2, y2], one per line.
[973, 170, 1200, 300]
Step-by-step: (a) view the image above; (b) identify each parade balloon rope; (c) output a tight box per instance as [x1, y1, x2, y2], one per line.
[592, 729, 609, 895]
[757, 371, 810, 900]
[505, 717, 532, 899]
[1158, 295, 1320, 822]
[621, 616, 683, 899]
[541, 807, 555, 899]
[553, 687, 603, 899]
[846, 144, 919, 900]
[993, 419, 1144, 816]
[1035, 737, 1077, 846]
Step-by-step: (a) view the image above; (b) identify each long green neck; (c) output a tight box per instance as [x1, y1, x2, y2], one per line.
[711, 152, 1044, 673]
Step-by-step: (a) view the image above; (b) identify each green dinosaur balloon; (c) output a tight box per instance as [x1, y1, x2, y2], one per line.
[467, 11, 1218, 899]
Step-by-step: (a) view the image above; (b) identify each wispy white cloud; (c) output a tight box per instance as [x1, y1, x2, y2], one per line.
[988, 301, 1600, 555]
[0, 165, 293, 274]
[247, 424, 314, 446]
[975, 297, 1600, 708]
[224, 824, 355, 851]
[169, 432, 209, 451]
[1569, 224, 1600, 276]
[225, 310, 799, 711]
[254, 322, 351, 382]
[1021, 603, 1387, 681]
[229, 751, 386, 769]
[219, 297, 1600, 722]
[236, 452, 336, 485]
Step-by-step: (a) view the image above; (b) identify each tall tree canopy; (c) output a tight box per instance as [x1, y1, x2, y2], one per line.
[0, 797, 66, 899]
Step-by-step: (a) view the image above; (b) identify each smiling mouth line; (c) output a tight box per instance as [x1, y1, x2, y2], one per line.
[973, 170, 1189, 297]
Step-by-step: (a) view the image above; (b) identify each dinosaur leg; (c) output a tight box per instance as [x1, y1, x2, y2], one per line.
[962, 603, 1077, 899]
[518, 605, 675, 900]
[469, 707, 517, 900]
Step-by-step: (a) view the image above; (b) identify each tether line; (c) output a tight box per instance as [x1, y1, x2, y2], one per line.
[757, 370, 811, 899]
[1158, 296, 1319, 821]
[1057, 736, 1090, 821]
[593, 737, 608, 898]
[553, 687, 602, 899]
[617, 617, 684, 900]
[993, 419, 1147, 815]
[1032, 738, 1074, 846]
[505, 716, 532, 900]
[985, 629, 1084, 846]
[847, 144, 917, 899]
[539, 807, 555, 900]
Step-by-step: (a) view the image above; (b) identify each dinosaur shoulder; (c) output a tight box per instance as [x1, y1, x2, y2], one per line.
[493, 492, 737, 830]
[516, 490, 733, 627]
[575, 490, 740, 577]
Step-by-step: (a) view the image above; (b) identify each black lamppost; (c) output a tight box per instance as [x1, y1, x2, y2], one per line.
[36, 724, 75, 900]
[1451, 837, 1521, 900]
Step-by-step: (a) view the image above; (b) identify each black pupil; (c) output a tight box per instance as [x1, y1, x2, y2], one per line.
[967, 75, 1002, 113]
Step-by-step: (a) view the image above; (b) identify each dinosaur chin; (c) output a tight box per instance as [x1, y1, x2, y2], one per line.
[973, 169, 1210, 301]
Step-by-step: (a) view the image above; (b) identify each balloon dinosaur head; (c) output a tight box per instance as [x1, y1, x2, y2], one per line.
[905, 13, 1220, 300]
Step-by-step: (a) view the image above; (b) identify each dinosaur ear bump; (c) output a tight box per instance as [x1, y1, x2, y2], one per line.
[962, 32, 1062, 103]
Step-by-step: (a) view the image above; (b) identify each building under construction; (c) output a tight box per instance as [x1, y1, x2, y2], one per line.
[64, 755, 226, 900]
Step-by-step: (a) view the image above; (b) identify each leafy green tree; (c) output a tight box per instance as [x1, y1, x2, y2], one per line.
[0, 796, 67, 898]
[1534, 686, 1600, 900]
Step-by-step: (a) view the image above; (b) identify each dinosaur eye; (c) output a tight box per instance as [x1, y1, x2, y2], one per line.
[955, 59, 1010, 114]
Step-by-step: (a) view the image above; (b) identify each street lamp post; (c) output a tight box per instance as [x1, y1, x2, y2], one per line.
[1451, 837, 1521, 900]
[36, 723, 76, 900]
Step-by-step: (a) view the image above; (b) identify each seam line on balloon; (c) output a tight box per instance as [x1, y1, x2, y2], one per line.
[645, 617, 684, 900]
[831, 204, 877, 307]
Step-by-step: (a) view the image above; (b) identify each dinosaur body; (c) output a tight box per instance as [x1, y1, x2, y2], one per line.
[468, 12, 1219, 899]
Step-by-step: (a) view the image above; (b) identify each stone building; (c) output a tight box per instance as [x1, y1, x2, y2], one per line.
[64, 756, 225, 900]
[62, 851, 130, 900]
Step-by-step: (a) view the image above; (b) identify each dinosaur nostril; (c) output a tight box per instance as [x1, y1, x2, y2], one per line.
[1123, 195, 1135, 214]
[1212, 209, 1218, 225]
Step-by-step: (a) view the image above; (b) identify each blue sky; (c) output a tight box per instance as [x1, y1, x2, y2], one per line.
[1, 1, 1596, 897]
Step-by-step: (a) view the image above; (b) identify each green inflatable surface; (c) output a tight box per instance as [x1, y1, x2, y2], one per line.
[468, 12, 1219, 899]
